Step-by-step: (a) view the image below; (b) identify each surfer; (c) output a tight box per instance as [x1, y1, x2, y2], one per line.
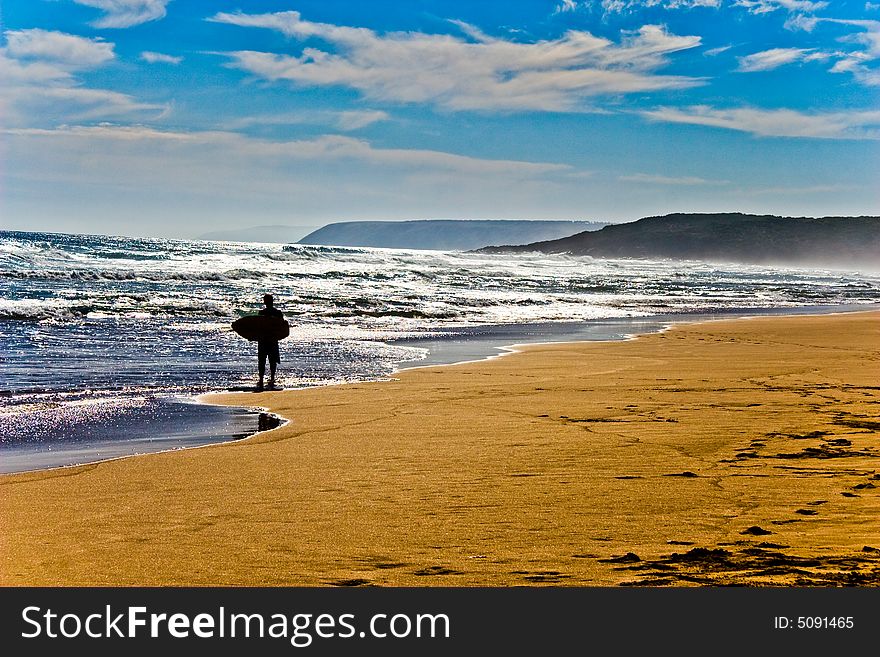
[257, 294, 283, 390]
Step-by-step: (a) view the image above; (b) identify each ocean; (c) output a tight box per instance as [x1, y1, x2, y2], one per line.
[2, 229, 879, 473]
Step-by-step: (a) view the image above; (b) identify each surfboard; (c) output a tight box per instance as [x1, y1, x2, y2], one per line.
[231, 315, 290, 341]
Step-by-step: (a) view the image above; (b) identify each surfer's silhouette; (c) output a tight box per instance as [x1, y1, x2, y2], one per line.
[257, 294, 283, 390]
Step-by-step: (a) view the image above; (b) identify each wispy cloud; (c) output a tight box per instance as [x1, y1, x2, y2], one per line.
[563, 1, 830, 16]
[554, 0, 579, 13]
[783, 13, 820, 31]
[4, 124, 571, 177]
[642, 105, 880, 139]
[822, 18, 880, 86]
[736, 47, 815, 71]
[336, 110, 390, 130]
[70, 0, 171, 28]
[224, 110, 390, 132]
[208, 11, 703, 112]
[828, 18, 880, 57]
[830, 56, 880, 85]
[0, 29, 165, 126]
[600, 0, 721, 12]
[776, 16, 880, 84]
[735, 0, 828, 14]
[4, 28, 115, 68]
[140, 51, 182, 64]
[619, 172, 729, 185]
[704, 44, 733, 56]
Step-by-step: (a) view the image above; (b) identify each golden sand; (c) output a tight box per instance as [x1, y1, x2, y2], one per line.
[2, 311, 879, 586]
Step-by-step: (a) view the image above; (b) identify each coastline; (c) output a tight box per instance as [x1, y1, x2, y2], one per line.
[1, 305, 873, 475]
[1, 310, 878, 586]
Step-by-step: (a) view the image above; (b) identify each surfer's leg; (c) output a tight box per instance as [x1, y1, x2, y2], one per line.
[258, 345, 267, 388]
[268, 342, 279, 386]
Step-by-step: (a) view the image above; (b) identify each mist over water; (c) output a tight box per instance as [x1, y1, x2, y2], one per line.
[2, 229, 879, 471]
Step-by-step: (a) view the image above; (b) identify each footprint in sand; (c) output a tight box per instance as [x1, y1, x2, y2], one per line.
[600, 552, 641, 564]
[329, 578, 372, 587]
[412, 565, 461, 576]
[521, 571, 572, 583]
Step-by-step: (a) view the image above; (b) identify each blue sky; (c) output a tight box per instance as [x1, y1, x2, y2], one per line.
[1, 0, 878, 238]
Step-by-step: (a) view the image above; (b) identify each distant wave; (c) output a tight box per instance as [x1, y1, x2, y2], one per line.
[282, 244, 370, 256]
[0, 298, 235, 321]
[0, 268, 269, 282]
[319, 308, 462, 320]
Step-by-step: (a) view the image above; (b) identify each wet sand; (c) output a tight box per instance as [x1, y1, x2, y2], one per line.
[2, 311, 879, 586]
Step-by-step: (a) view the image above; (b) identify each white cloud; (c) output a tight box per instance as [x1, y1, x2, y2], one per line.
[600, 0, 721, 12]
[4, 29, 115, 68]
[224, 110, 390, 132]
[778, 16, 880, 86]
[140, 51, 182, 64]
[737, 47, 813, 71]
[819, 18, 880, 86]
[3, 124, 571, 177]
[783, 13, 819, 31]
[0, 29, 165, 126]
[704, 44, 733, 56]
[642, 105, 880, 139]
[208, 11, 703, 112]
[670, 0, 722, 6]
[735, 1, 828, 14]
[619, 172, 728, 184]
[24, 86, 167, 120]
[554, 0, 579, 13]
[336, 110, 390, 130]
[556, 0, 722, 11]
[830, 56, 880, 85]
[828, 19, 880, 58]
[71, 0, 171, 28]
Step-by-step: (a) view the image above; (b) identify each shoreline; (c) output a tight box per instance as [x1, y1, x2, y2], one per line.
[0, 404, 289, 477]
[198, 301, 876, 424]
[2, 310, 879, 586]
[0, 395, 286, 476]
[387, 302, 879, 371]
[2, 304, 875, 477]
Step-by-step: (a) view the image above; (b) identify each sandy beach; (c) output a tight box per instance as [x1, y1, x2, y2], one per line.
[1, 310, 879, 586]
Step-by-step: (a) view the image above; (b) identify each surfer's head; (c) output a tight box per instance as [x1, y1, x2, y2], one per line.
[263, 294, 274, 307]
